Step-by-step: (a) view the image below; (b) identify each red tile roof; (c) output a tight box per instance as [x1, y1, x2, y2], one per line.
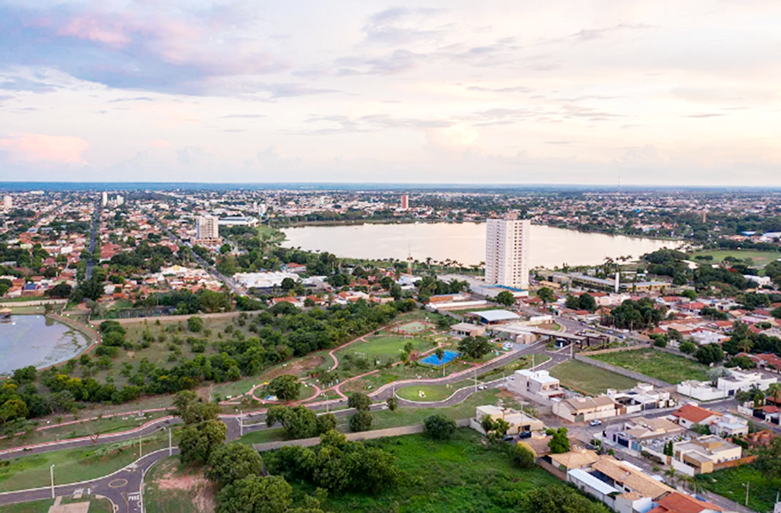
[672, 404, 720, 424]
[648, 492, 722, 513]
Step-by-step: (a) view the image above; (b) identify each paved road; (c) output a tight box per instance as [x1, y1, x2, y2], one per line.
[85, 196, 102, 281]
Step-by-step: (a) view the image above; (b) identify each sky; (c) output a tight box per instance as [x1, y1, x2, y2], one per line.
[0, 0, 780, 186]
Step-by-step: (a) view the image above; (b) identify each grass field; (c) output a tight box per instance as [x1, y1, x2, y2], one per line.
[589, 348, 708, 384]
[696, 464, 778, 513]
[396, 384, 462, 402]
[0, 431, 170, 492]
[345, 335, 436, 359]
[144, 457, 216, 513]
[549, 359, 638, 395]
[0, 500, 54, 513]
[690, 249, 781, 268]
[290, 428, 560, 513]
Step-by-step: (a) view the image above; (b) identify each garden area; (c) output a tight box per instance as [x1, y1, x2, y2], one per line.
[548, 360, 638, 395]
[588, 348, 709, 384]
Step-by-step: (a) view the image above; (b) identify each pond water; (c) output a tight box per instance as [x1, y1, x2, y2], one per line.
[0, 315, 90, 375]
[281, 223, 680, 269]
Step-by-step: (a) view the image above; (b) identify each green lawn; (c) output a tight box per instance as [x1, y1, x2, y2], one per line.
[0, 500, 54, 513]
[342, 335, 436, 360]
[396, 384, 463, 402]
[549, 359, 638, 395]
[144, 457, 216, 513]
[696, 464, 779, 513]
[0, 431, 170, 492]
[588, 348, 708, 384]
[289, 428, 560, 513]
[689, 249, 781, 268]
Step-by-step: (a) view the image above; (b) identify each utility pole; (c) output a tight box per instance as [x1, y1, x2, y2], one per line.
[50, 465, 55, 499]
[168, 428, 172, 456]
[744, 481, 749, 507]
[238, 410, 244, 438]
[139, 433, 142, 459]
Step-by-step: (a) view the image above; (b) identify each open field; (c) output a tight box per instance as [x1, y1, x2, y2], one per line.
[689, 249, 781, 268]
[145, 457, 216, 513]
[588, 348, 708, 384]
[549, 359, 638, 395]
[0, 500, 54, 513]
[396, 383, 464, 402]
[696, 464, 778, 513]
[292, 428, 560, 513]
[0, 431, 170, 492]
[338, 335, 436, 361]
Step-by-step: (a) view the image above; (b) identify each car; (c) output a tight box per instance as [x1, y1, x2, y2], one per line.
[478, 385, 486, 390]
[519, 431, 532, 439]
[589, 420, 602, 427]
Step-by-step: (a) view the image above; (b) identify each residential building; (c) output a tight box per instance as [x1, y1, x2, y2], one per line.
[553, 395, 617, 423]
[449, 322, 487, 337]
[400, 194, 409, 210]
[549, 449, 600, 472]
[195, 215, 220, 242]
[484, 212, 530, 289]
[648, 492, 722, 513]
[607, 383, 675, 414]
[672, 435, 742, 475]
[567, 456, 673, 513]
[101, 191, 107, 207]
[509, 369, 566, 404]
[670, 404, 722, 430]
[677, 369, 777, 401]
[471, 405, 544, 436]
[606, 416, 685, 453]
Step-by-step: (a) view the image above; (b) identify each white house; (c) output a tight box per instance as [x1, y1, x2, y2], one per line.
[509, 369, 566, 405]
[677, 369, 777, 401]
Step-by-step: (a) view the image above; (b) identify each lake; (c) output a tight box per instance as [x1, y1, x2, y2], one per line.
[281, 223, 680, 268]
[0, 315, 90, 375]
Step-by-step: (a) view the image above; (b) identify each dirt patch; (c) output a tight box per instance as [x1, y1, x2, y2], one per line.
[259, 355, 326, 381]
[127, 351, 134, 358]
[156, 464, 216, 513]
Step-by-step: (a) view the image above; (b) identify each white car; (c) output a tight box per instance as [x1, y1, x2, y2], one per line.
[589, 420, 602, 427]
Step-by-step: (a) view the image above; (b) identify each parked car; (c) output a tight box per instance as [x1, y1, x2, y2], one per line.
[589, 420, 602, 427]
[519, 431, 532, 439]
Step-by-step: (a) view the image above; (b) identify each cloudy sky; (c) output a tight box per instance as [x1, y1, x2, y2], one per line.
[0, 0, 780, 185]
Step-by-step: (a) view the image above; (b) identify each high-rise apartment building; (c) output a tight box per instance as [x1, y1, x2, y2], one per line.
[101, 191, 108, 207]
[195, 215, 220, 242]
[400, 194, 409, 210]
[3, 195, 12, 211]
[484, 212, 530, 289]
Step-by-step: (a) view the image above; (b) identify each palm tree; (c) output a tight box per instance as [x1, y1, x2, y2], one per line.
[736, 339, 754, 354]
[435, 347, 445, 362]
[664, 468, 679, 488]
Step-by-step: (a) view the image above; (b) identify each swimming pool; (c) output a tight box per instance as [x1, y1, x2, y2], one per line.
[419, 350, 459, 367]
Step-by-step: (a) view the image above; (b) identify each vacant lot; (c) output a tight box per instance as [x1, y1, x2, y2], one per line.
[291, 429, 560, 513]
[145, 457, 216, 513]
[696, 464, 778, 513]
[549, 359, 638, 395]
[589, 348, 708, 384]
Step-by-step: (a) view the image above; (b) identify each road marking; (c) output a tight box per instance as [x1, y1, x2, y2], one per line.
[108, 478, 128, 488]
[128, 492, 141, 501]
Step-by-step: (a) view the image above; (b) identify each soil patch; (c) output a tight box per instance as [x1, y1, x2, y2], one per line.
[156, 465, 216, 513]
[259, 355, 326, 381]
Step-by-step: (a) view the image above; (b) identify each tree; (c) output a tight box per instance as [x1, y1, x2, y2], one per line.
[496, 291, 515, 307]
[694, 344, 724, 365]
[187, 316, 204, 333]
[266, 405, 319, 439]
[706, 366, 730, 385]
[173, 391, 221, 425]
[518, 485, 610, 513]
[767, 383, 781, 404]
[281, 277, 296, 291]
[757, 437, 781, 478]
[316, 413, 337, 435]
[458, 336, 492, 359]
[179, 419, 227, 465]
[217, 475, 292, 513]
[347, 392, 371, 412]
[349, 410, 373, 432]
[386, 397, 398, 411]
[547, 427, 570, 454]
[206, 443, 264, 487]
[423, 414, 457, 440]
[537, 287, 555, 305]
[679, 341, 697, 355]
[267, 375, 301, 402]
[511, 444, 536, 469]
[435, 347, 445, 362]
[579, 293, 597, 313]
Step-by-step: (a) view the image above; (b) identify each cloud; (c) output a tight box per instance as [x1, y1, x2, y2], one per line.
[363, 7, 447, 45]
[0, 133, 89, 164]
[149, 139, 173, 148]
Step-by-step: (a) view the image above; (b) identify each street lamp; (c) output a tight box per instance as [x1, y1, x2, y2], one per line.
[50, 464, 55, 499]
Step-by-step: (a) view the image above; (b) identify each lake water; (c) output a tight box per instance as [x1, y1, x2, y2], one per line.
[281, 223, 680, 269]
[0, 315, 90, 375]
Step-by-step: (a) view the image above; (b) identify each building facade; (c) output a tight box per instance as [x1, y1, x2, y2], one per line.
[195, 215, 220, 242]
[484, 212, 531, 289]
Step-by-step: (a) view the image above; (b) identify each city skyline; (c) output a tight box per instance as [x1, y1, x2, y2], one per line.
[1, 1, 780, 185]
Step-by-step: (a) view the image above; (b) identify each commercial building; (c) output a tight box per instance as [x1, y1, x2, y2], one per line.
[218, 216, 258, 227]
[195, 215, 220, 243]
[400, 194, 409, 210]
[484, 212, 530, 289]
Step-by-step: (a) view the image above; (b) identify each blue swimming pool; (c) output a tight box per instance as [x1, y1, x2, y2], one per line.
[420, 350, 459, 367]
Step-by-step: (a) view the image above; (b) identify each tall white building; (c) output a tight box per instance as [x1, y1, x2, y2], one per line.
[195, 215, 220, 241]
[3, 195, 12, 211]
[115, 194, 124, 206]
[101, 191, 108, 207]
[484, 212, 530, 289]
